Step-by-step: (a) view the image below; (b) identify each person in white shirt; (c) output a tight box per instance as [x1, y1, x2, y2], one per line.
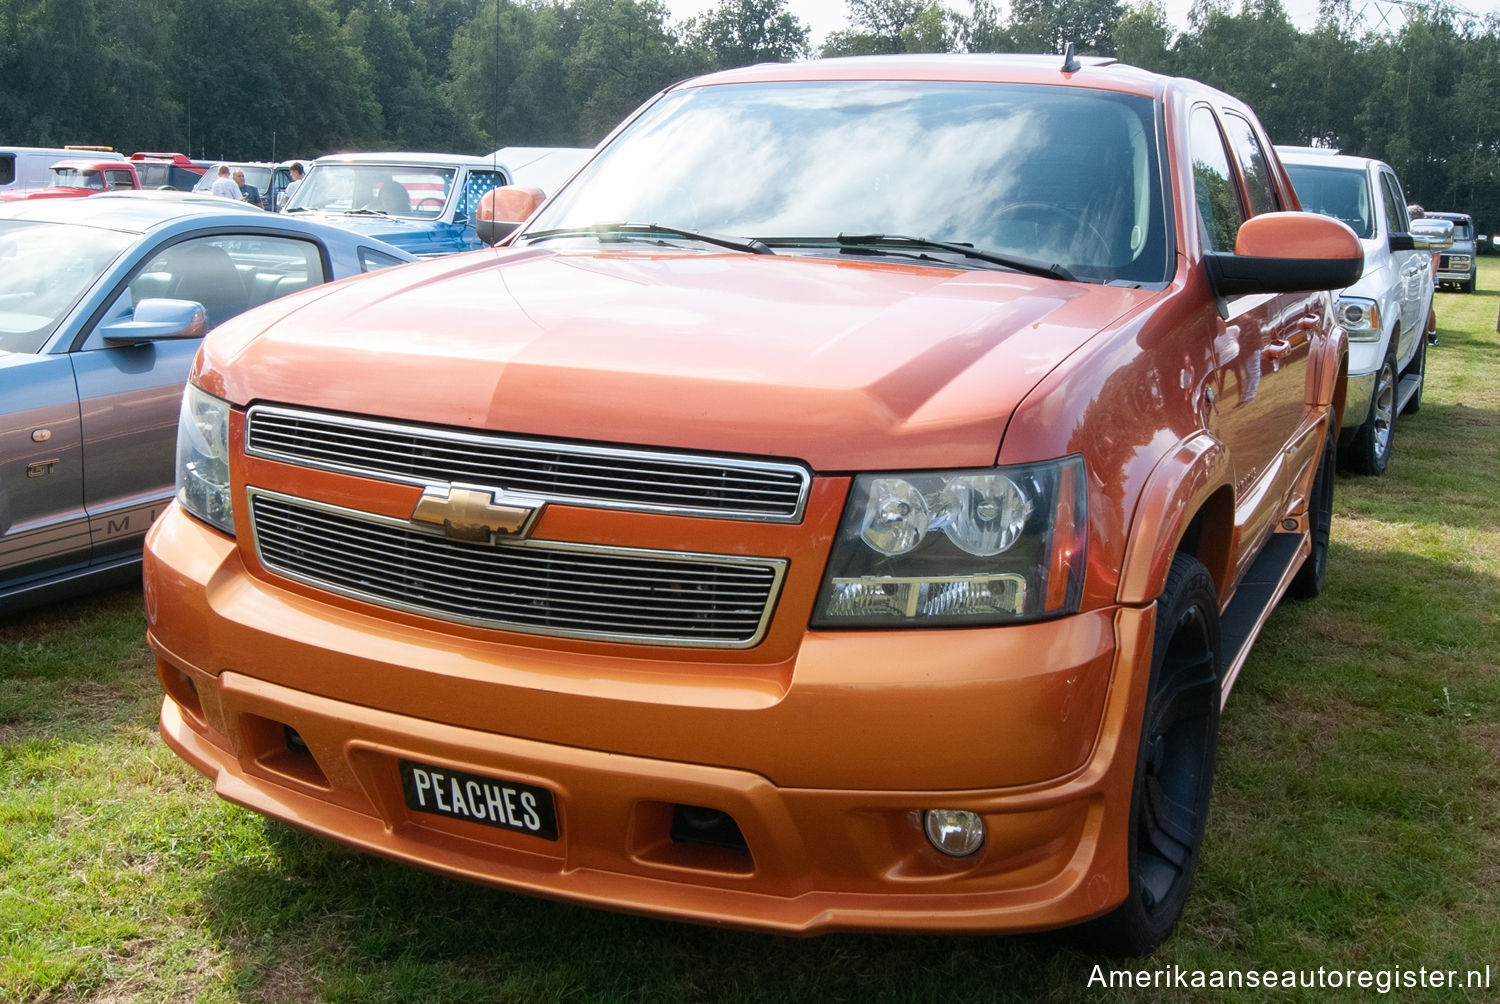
[279, 161, 305, 209]
[210, 164, 241, 200]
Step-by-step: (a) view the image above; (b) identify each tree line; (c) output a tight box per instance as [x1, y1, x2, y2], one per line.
[2, 0, 1498, 230]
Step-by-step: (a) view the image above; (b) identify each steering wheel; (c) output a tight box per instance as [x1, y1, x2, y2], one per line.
[415, 197, 444, 211]
[992, 201, 1112, 262]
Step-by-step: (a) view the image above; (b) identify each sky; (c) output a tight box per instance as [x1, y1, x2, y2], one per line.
[663, 0, 1500, 47]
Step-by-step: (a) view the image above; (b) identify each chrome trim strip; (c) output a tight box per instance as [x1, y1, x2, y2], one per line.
[245, 405, 810, 523]
[247, 488, 787, 649]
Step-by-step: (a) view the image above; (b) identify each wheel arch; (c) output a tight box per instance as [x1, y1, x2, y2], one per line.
[1117, 434, 1236, 606]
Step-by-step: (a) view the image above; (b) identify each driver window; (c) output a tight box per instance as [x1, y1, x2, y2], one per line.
[80, 234, 328, 351]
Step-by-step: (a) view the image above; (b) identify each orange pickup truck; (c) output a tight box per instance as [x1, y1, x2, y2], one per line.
[144, 53, 1360, 954]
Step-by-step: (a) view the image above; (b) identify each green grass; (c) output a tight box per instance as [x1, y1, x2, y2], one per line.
[4, 268, 1500, 1002]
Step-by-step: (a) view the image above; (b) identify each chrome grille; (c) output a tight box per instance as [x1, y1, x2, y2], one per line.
[248, 490, 786, 648]
[246, 406, 809, 522]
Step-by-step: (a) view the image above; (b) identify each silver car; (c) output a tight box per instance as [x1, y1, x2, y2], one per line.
[0, 192, 415, 613]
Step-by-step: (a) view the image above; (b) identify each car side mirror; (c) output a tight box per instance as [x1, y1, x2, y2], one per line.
[101, 298, 208, 344]
[1205, 211, 1364, 296]
[476, 185, 546, 246]
[1406, 220, 1454, 251]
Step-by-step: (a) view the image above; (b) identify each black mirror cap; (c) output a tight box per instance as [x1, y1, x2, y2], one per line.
[1205, 251, 1364, 296]
[477, 219, 521, 246]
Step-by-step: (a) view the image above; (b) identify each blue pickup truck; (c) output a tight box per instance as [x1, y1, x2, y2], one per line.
[282, 150, 585, 256]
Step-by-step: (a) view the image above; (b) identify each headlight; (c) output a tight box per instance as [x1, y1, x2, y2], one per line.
[812, 457, 1087, 627]
[175, 383, 234, 535]
[1335, 296, 1380, 341]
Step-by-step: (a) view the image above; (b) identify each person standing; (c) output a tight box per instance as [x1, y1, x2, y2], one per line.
[232, 168, 262, 209]
[210, 164, 241, 200]
[279, 161, 305, 209]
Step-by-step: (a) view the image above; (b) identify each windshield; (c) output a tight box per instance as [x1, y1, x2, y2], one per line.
[1283, 163, 1375, 239]
[50, 167, 104, 190]
[286, 164, 456, 219]
[0, 220, 133, 353]
[522, 79, 1169, 284]
[192, 166, 273, 193]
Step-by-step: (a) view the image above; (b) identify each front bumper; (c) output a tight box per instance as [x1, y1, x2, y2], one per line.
[144, 502, 1156, 936]
[1339, 367, 1377, 432]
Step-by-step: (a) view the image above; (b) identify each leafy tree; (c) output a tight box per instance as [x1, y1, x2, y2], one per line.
[561, 0, 693, 140]
[684, 0, 811, 70]
[345, 0, 475, 150]
[1114, 1, 1174, 71]
[448, 0, 577, 147]
[1008, 0, 1124, 55]
[822, 0, 958, 55]
[173, 0, 380, 158]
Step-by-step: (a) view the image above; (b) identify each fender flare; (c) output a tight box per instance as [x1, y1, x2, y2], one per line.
[1116, 433, 1234, 606]
[1309, 307, 1350, 424]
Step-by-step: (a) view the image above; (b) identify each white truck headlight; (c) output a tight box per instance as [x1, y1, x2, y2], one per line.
[175, 384, 234, 535]
[1335, 296, 1380, 341]
[813, 457, 1087, 627]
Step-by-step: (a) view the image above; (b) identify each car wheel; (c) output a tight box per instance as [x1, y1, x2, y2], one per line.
[1464, 278, 1475, 294]
[1088, 553, 1221, 956]
[1345, 343, 1397, 476]
[1288, 426, 1335, 600]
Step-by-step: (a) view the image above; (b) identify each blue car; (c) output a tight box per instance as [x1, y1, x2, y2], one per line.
[0, 191, 415, 613]
[283, 152, 519, 257]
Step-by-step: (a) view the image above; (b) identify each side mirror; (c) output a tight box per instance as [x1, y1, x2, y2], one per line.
[1205, 211, 1364, 296]
[101, 298, 208, 344]
[476, 186, 546, 246]
[1404, 220, 1453, 251]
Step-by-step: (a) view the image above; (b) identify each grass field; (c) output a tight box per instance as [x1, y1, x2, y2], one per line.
[2, 266, 1498, 1003]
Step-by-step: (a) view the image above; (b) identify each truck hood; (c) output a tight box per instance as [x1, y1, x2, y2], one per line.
[204, 248, 1150, 471]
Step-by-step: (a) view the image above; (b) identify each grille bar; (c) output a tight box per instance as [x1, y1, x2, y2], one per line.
[246, 406, 809, 522]
[249, 491, 786, 647]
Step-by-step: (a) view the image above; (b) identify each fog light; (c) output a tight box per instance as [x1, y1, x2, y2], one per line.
[923, 809, 985, 857]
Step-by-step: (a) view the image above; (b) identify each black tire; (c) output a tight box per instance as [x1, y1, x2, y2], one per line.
[1088, 553, 1221, 956]
[1288, 426, 1335, 600]
[1401, 335, 1425, 416]
[1345, 343, 1397, 476]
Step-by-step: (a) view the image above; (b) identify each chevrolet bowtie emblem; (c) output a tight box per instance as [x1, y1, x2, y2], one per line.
[410, 485, 544, 543]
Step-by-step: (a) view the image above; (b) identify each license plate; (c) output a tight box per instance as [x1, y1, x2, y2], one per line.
[399, 759, 558, 840]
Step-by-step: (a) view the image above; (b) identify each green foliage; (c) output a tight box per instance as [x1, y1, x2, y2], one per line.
[683, 0, 811, 68]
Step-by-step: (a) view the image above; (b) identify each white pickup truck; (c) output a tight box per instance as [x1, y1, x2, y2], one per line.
[1278, 147, 1448, 475]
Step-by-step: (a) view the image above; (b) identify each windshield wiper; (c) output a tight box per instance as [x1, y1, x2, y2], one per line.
[791, 233, 1076, 282]
[522, 223, 774, 255]
[343, 208, 390, 217]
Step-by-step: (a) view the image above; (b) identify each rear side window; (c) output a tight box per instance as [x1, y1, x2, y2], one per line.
[0, 155, 14, 186]
[1189, 106, 1246, 252]
[1222, 113, 1280, 217]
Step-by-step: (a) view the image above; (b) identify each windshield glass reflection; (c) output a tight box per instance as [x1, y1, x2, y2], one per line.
[526, 80, 1169, 284]
[0, 221, 132, 353]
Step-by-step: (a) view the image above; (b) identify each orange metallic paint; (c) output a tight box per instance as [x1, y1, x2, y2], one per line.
[146, 56, 1354, 939]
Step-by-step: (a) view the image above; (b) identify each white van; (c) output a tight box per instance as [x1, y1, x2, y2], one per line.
[0, 147, 125, 194]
